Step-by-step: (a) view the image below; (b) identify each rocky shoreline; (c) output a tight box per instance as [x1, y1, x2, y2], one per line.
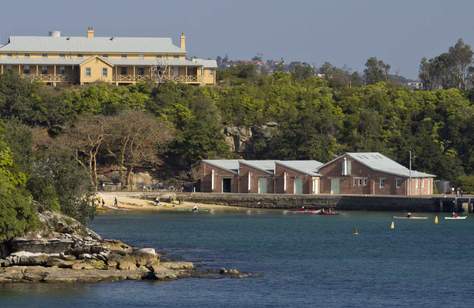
[0, 211, 247, 283]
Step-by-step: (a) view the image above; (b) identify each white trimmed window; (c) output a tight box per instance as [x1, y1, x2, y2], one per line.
[85, 67, 92, 77]
[396, 178, 402, 189]
[59, 66, 65, 75]
[102, 68, 108, 77]
[379, 178, 386, 189]
[23, 65, 30, 74]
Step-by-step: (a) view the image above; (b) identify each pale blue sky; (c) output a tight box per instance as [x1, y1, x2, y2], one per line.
[1, 0, 473, 78]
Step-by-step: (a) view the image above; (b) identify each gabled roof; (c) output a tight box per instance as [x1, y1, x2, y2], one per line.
[239, 160, 276, 175]
[320, 152, 435, 178]
[0, 36, 184, 54]
[276, 160, 322, 176]
[202, 160, 240, 174]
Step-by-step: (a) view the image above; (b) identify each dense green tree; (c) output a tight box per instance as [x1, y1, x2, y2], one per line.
[419, 39, 474, 90]
[0, 123, 38, 240]
[364, 57, 391, 84]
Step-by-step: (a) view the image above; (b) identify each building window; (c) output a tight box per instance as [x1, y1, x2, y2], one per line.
[121, 54, 127, 58]
[42, 54, 48, 58]
[23, 65, 30, 74]
[102, 68, 108, 77]
[77, 54, 83, 58]
[120, 67, 128, 75]
[137, 67, 145, 76]
[102, 54, 108, 58]
[379, 178, 386, 189]
[58, 66, 65, 75]
[41, 66, 48, 75]
[24, 54, 30, 58]
[396, 178, 402, 189]
[59, 54, 65, 58]
[6, 54, 12, 58]
[353, 177, 368, 187]
[85, 67, 91, 77]
[139, 54, 144, 59]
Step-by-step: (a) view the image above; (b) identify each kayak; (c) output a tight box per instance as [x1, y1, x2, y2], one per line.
[290, 210, 321, 214]
[444, 216, 467, 220]
[393, 216, 428, 220]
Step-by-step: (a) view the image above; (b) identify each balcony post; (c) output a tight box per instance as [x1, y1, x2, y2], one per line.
[133, 66, 136, 84]
[18, 65, 21, 75]
[0, 64, 3, 75]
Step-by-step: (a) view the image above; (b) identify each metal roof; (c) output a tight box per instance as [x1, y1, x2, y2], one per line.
[0, 36, 185, 54]
[191, 58, 218, 68]
[240, 160, 276, 174]
[202, 160, 240, 173]
[276, 160, 323, 176]
[0, 58, 83, 65]
[0, 57, 215, 68]
[346, 152, 435, 178]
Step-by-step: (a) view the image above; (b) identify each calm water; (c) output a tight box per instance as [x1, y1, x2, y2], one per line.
[1, 210, 474, 308]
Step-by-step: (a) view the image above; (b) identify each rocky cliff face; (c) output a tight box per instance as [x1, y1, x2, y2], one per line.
[223, 122, 278, 155]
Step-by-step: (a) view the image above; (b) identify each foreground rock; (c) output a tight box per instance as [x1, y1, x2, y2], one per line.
[0, 211, 247, 283]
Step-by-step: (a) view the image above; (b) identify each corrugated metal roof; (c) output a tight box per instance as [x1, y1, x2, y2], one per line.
[346, 152, 435, 178]
[108, 58, 201, 66]
[277, 160, 322, 176]
[191, 58, 218, 68]
[0, 58, 83, 65]
[202, 160, 240, 173]
[0, 36, 184, 54]
[240, 160, 276, 174]
[0, 57, 214, 68]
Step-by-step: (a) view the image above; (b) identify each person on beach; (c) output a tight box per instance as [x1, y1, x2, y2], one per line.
[114, 197, 118, 208]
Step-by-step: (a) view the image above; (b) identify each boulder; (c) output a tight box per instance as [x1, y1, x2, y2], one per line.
[161, 262, 194, 270]
[132, 249, 159, 267]
[6, 252, 51, 266]
[10, 238, 74, 254]
[45, 257, 75, 268]
[116, 256, 137, 271]
[102, 240, 132, 254]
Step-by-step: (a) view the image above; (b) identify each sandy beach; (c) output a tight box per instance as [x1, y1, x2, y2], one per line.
[96, 191, 244, 213]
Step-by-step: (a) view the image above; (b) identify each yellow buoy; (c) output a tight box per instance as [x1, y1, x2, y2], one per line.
[434, 215, 439, 224]
[390, 221, 395, 230]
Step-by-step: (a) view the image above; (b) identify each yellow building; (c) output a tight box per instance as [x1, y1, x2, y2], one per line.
[0, 28, 217, 86]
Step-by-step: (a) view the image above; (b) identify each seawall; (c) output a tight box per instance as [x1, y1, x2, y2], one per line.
[142, 192, 474, 212]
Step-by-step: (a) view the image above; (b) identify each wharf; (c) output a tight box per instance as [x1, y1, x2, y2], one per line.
[143, 192, 474, 213]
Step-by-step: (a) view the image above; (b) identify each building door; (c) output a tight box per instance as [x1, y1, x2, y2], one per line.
[222, 178, 232, 193]
[294, 177, 303, 194]
[258, 178, 268, 194]
[330, 178, 340, 194]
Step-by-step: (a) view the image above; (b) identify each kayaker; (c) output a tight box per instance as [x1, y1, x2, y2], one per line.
[452, 211, 459, 218]
[407, 212, 412, 218]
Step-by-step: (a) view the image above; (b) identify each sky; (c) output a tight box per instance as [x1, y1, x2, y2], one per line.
[1, 0, 473, 79]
